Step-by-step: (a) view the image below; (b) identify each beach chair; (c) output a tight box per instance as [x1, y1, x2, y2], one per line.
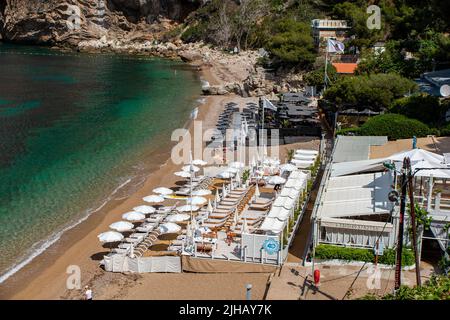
[202, 219, 228, 229]
[249, 201, 272, 211]
[208, 212, 231, 219]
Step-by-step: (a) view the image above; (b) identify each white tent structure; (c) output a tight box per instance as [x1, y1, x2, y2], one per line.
[388, 149, 444, 164]
[260, 170, 308, 234]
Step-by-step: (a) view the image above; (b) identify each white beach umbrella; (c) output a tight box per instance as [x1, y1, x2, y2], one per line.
[158, 222, 182, 234]
[198, 226, 211, 234]
[192, 189, 212, 196]
[227, 167, 240, 174]
[174, 171, 191, 178]
[235, 172, 242, 186]
[143, 194, 165, 203]
[207, 199, 213, 213]
[280, 163, 297, 172]
[268, 176, 287, 185]
[133, 205, 156, 214]
[263, 158, 280, 166]
[217, 171, 233, 179]
[177, 205, 200, 212]
[187, 196, 208, 206]
[242, 218, 249, 234]
[233, 208, 239, 226]
[229, 161, 245, 169]
[98, 231, 124, 243]
[192, 159, 208, 166]
[186, 222, 193, 238]
[109, 221, 134, 232]
[254, 183, 261, 198]
[122, 211, 146, 221]
[153, 187, 173, 195]
[166, 213, 190, 223]
[215, 190, 221, 205]
[222, 184, 228, 198]
[182, 165, 200, 173]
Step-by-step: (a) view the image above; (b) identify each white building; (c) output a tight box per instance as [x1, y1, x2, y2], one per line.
[311, 136, 450, 257]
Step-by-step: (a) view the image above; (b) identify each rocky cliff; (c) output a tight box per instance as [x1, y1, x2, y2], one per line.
[0, 0, 202, 45]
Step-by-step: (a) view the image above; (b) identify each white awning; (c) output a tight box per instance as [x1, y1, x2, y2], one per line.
[316, 172, 393, 219]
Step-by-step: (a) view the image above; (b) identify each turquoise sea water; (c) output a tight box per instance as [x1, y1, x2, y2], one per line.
[0, 43, 201, 280]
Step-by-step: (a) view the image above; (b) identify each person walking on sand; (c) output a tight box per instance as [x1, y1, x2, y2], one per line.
[84, 285, 93, 300]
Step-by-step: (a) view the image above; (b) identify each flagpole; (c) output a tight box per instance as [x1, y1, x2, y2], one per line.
[261, 98, 265, 164]
[324, 40, 329, 92]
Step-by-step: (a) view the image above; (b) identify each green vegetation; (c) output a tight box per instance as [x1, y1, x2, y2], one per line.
[286, 149, 295, 162]
[315, 244, 415, 266]
[304, 62, 337, 90]
[324, 73, 418, 112]
[265, 18, 315, 67]
[241, 169, 251, 183]
[389, 94, 447, 127]
[337, 114, 432, 140]
[361, 275, 450, 300]
[173, 1, 450, 140]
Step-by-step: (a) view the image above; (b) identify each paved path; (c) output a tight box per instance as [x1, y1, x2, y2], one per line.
[266, 262, 436, 300]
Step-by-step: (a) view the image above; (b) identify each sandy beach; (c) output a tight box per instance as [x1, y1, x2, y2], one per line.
[0, 58, 320, 300]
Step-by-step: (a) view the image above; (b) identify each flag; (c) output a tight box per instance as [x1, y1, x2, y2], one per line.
[263, 98, 277, 111]
[327, 39, 345, 53]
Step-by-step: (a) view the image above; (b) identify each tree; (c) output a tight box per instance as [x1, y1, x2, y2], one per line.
[233, 0, 268, 51]
[324, 73, 418, 111]
[389, 94, 446, 127]
[304, 62, 338, 90]
[266, 18, 315, 66]
[216, 2, 233, 48]
[332, 1, 383, 49]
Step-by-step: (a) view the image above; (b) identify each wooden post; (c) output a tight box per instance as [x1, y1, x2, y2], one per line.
[407, 159, 422, 287]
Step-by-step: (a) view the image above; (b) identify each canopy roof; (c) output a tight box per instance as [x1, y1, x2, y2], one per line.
[316, 172, 393, 219]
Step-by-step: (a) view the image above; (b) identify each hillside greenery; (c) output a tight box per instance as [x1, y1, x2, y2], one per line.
[172, 1, 450, 138]
[361, 275, 450, 300]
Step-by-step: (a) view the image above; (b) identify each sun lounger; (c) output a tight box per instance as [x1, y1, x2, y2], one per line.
[203, 216, 229, 224]
[208, 212, 231, 219]
[295, 149, 318, 155]
[252, 197, 273, 205]
[249, 202, 272, 211]
[136, 225, 154, 233]
[112, 248, 129, 254]
[125, 237, 142, 244]
[118, 243, 133, 249]
[240, 211, 265, 220]
[202, 220, 227, 229]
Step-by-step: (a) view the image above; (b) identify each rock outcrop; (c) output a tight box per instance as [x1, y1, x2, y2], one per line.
[0, 0, 304, 98]
[0, 0, 202, 45]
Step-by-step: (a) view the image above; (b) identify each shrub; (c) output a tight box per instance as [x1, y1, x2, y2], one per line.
[314, 244, 415, 266]
[265, 18, 315, 66]
[389, 94, 446, 127]
[361, 275, 450, 300]
[324, 73, 418, 111]
[181, 22, 208, 43]
[357, 114, 431, 140]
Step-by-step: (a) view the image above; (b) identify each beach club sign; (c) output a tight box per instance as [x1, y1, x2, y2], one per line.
[262, 238, 280, 255]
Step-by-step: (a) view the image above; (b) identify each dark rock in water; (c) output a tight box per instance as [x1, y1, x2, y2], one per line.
[0, 0, 202, 45]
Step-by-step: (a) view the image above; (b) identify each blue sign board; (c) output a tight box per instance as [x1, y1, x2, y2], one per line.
[263, 239, 280, 255]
